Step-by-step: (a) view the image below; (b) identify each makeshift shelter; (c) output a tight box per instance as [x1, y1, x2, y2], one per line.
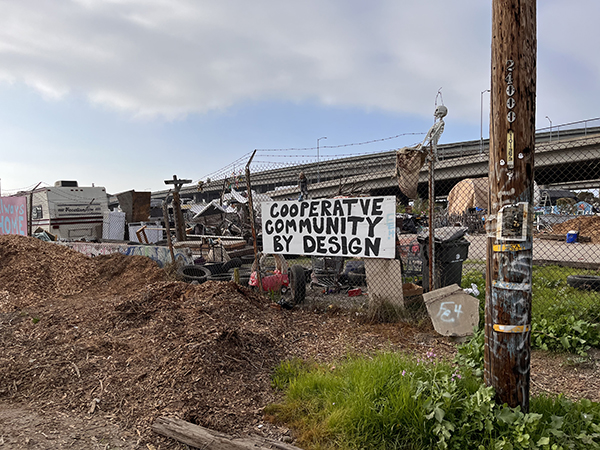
[447, 178, 489, 215]
[539, 189, 577, 207]
[448, 177, 540, 215]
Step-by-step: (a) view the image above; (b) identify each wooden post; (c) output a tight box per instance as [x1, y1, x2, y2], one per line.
[164, 175, 192, 242]
[162, 198, 176, 264]
[172, 189, 185, 241]
[484, 0, 536, 411]
[245, 150, 263, 293]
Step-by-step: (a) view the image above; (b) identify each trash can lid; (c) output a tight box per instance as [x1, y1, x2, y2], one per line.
[418, 226, 468, 243]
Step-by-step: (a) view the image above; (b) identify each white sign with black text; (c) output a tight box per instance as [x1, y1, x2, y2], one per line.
[261, 196, 396, 258]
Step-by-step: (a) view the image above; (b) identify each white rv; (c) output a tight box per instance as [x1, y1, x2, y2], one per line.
[22, 181, 109, 240]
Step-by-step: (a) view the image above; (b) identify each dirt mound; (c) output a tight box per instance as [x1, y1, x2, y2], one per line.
[0, 237, 431, 446]
[92, 252, 168, 293]
[0, 276, 293, 443]
[551, 216, 600, 243]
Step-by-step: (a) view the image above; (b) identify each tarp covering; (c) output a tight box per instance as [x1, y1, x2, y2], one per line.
[447, 177, 489, 215]
[448, 178, 540, 214]
[192, 200, 233, 219]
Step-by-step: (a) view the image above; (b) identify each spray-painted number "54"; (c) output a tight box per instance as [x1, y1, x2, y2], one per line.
[437, 302, 463, 323]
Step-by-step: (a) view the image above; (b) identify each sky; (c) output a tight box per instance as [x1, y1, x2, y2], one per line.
[0, 0, 599, 196]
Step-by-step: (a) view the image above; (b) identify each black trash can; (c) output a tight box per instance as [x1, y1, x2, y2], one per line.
[418, 227, 470, 292]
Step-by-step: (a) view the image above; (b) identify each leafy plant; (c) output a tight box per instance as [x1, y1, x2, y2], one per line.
[267, 352, 600, 450]
[460, 266, 600, 356]
[532, 315, 599, 356]
[454, 327, 485, 377]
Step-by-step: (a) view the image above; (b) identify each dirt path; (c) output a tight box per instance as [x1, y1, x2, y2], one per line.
[0, 405, 140, 449]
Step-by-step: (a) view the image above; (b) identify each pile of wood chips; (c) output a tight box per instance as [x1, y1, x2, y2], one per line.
[0, 235, 441, 448]
[1, 234, 598, 449]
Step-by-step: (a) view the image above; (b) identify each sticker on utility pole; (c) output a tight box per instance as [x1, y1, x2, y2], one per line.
[496, 202, 529, 241]
[507, 130, 515, 169]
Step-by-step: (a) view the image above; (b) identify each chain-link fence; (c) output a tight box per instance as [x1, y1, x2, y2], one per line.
[179, 125, 600, 328]
[2, 125, 599, 330]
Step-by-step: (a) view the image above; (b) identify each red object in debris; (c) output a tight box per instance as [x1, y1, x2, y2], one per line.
[348, 288, 362, 297]
[249, 270, 289, 292]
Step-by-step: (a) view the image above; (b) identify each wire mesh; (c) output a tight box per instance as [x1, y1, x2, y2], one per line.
[2, 126, 598, 328]
[215, 130, 600, 326]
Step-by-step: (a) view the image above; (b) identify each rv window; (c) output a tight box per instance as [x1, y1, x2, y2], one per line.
[32, 205, 43, 220]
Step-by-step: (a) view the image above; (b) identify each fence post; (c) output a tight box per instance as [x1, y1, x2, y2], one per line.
[484, 0, 536, 411]
[28, 182, 42, 237]
[245, 150, 263, 293]
[164, 175, 191, 242]
[428, 141, 435, 291]
[162, 194, 176, 264]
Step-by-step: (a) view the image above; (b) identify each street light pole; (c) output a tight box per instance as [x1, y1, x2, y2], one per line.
[545, 116, 552, 142]
[481, 89, 491, 153]
[317, 136, 327, 183]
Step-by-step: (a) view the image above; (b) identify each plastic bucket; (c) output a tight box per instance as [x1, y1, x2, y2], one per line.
[566, 230, 578, 243]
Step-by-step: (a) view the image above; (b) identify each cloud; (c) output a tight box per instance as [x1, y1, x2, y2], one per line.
[0, 0, 494, 120]
[0, 0, 597, 123]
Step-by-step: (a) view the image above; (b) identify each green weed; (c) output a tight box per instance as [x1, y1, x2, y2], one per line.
[460, 266, 600, 355]
[267, 351, 600, 450]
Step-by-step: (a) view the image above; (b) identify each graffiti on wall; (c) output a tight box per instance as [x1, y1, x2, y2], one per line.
[58, 241, 193, 267]
[0, 197, 27, 236]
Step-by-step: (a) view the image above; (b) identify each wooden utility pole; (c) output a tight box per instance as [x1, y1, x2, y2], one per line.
[164, 175, 192, 242]
[484, 0, 536, 411]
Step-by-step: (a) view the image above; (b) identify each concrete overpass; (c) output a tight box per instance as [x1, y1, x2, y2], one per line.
[153, 126, 600, 203]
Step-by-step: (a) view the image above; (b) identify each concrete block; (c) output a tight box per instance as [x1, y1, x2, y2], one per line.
[364, 258, 404, 308]
[423, 284, 479, 337]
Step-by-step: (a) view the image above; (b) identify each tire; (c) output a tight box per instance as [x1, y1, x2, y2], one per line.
[567, 275, 600, 291]
[208, 272, 234, 282]
[204, 262, 225, 274]
[223, 257, 243, 272]
[241, 255, 255, 265]
[178, 265, 210, 283]
[289, 265, 306, 304]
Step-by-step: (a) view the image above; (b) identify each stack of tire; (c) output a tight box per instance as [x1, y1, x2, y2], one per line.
[177, 265, 211, 284]
[178, 258, 245, 284]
